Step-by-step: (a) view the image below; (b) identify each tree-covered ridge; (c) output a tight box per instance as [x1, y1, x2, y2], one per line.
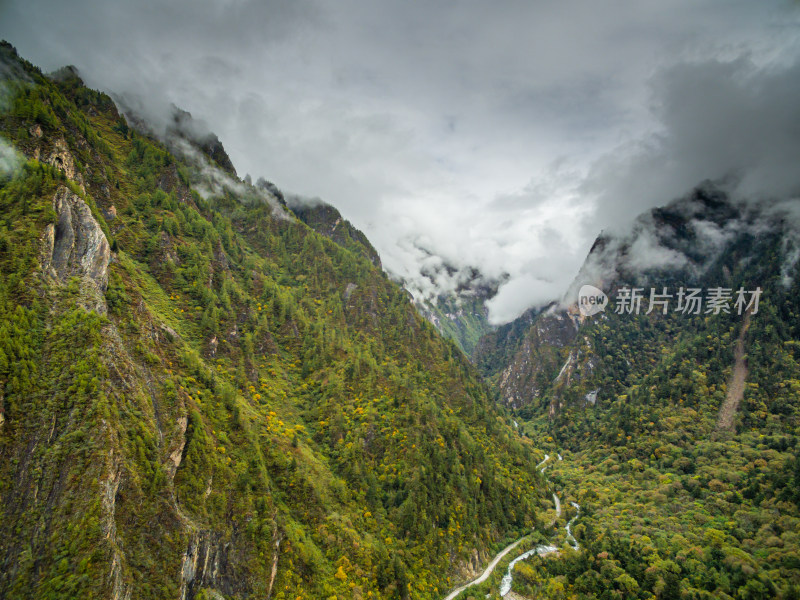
[510, 306, 800, 598]
[289, 198, 382, 268]
[0, 41, 545, 600]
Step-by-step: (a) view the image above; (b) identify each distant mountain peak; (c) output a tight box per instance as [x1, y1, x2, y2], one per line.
[166, 105, 238, 177]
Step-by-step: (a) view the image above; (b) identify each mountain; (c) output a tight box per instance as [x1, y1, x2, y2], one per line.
[0, 42, 546, 600]
[478, 183, 796, 412]
[478, 184, 800, 598]
[3, 38, 800, 600]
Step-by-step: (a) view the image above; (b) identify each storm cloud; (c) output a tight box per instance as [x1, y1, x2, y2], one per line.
[1, 0, 798, 323]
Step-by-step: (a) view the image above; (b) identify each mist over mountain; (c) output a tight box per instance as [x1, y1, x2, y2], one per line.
[561, 184, 800, 308]
[0, 42, 546, 599]
[2, 0, 798, 324]
[478, 182, 800, 408]
[2, 3, 800, 599]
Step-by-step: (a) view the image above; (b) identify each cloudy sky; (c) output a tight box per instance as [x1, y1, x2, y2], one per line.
[2, 0, 799, 323]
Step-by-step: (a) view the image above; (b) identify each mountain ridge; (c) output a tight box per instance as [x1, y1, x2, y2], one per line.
[0, 42, 546, 600]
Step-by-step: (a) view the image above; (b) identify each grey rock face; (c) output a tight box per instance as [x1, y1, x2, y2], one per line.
[42, 187, 111, 306]
[45, 138, 79, 182]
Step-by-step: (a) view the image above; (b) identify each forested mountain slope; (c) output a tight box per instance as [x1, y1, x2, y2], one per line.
[483, 185, 800, 598]
[287, 197, 382, 269]
[0, 42, 546, 600]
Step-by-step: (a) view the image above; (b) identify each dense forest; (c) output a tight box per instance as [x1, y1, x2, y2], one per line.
[0, 42, 547, 600]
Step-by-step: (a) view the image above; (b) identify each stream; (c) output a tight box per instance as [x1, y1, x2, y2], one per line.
[498, 453, 579, 596]
[443, 452, 580, 599]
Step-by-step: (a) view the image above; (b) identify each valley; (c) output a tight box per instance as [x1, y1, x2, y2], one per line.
[435, 189, 800, 598]
[443, 452, 581, 600]
[0, 36, 799, 600]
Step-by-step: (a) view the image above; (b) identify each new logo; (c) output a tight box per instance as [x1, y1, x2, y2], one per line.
[578, 284, 608, 317]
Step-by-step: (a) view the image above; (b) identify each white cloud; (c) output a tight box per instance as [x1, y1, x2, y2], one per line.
[0, 137, 22, 176]
[1, 0, 798, 323]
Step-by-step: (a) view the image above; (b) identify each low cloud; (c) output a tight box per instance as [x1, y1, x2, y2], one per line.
[764, 199, 800, 288]
[159, 134, 290, 219]
[0, 136, 22, 176]
[491, 54, 800, 321]
[283, 193, 326, 210]
[626, 227, 689, 273]
[2, 1, 798, 324]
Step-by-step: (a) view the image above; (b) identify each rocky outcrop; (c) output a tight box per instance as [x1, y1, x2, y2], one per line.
[101, 452, 131, 600]
[25, 125, 87, 190]
[179, 531, 236, 600]
[44, 138, 79, 181]
[167, 413, 188, 479]
[42, 186, 111, 310]
[343, 282, 358, 302]
[497, 310, 578, 408]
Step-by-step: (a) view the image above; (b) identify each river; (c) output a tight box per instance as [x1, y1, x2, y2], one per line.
[442, 452, 581, 599]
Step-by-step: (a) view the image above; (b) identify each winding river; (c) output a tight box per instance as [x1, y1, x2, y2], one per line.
[443, 452, 580, 599]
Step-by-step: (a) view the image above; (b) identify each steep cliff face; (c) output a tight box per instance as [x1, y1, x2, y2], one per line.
[495, 310, 578, 409]
[43, 186, 110, 295]
[0, 42, 544, 600]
